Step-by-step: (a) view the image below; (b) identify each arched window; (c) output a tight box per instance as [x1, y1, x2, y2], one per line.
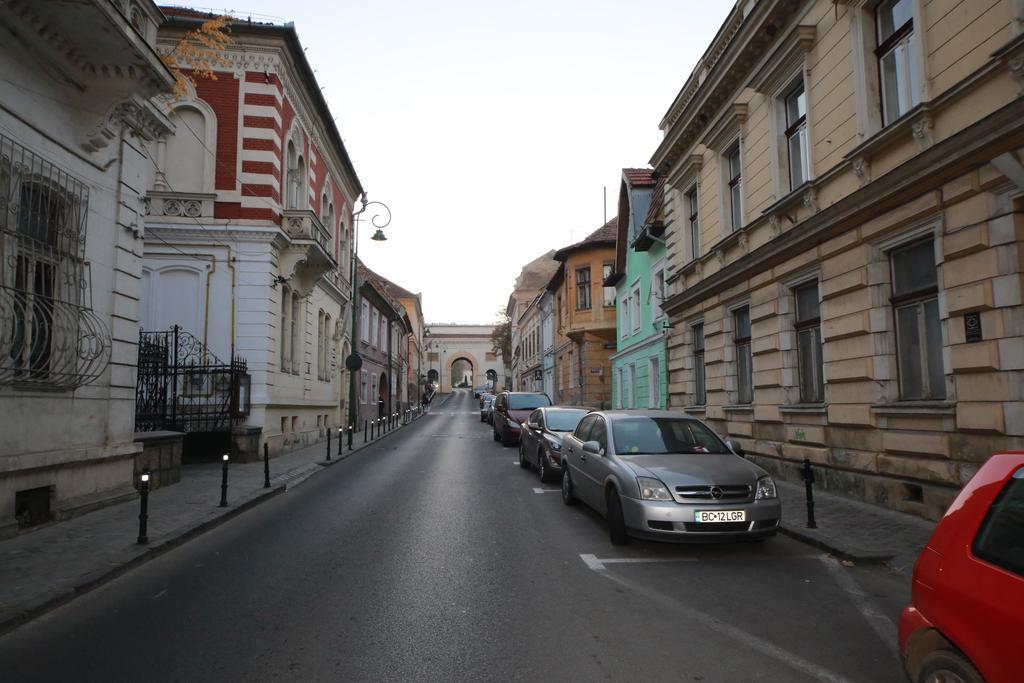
[165, 106, 207, 192]
[285, 141, 306, 210]
[290, 291, 301, 374]
[317, 309, 326, 381]
[280, 285, 291, 372]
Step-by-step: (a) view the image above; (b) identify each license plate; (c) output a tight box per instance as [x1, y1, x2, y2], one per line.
[694, 510, 746, 523]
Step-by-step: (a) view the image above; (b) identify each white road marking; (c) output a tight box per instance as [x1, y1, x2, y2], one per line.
[598, 570, 853, 683]
[512, 460, 520, 465]
[532, 488, 560, 494]
[818, 556, 899, 658]
[579, 553, 698, 570]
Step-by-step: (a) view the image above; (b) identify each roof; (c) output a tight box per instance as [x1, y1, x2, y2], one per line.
[357, 259, 412, 323]
[160, 7, 364, 197]
[644, 176, 665, 228]
[622, 168, 656, 188]
[553, 217, 618, 261]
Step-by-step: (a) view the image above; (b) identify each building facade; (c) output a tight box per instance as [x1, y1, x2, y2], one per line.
[506, 250, 559, 391]
[607, 169, 669, 410]
[143, 12, 362, 457]
[549, 219, 618, 407]
[0, 0, 175, 532]
[424, 324, 505, 393]
[654, 0, 1024, 519]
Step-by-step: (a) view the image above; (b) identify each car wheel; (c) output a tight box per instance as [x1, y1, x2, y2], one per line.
[492, 424, 501, 442]
[561, 467, 576, 506]
[606, 488, 630, 546]
[518, 440, 528, 468]
[918, 650, 983, 683]
[537, 451, 548, 483]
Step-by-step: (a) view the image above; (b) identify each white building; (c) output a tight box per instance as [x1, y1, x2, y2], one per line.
[0, 0, 175, 532]
[141, 11, 364, 458]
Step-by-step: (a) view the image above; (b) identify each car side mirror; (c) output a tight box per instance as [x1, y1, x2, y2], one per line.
[582, 440, 602, 456]
[725, 439, 745, 458]
[527, 419, 539, 429]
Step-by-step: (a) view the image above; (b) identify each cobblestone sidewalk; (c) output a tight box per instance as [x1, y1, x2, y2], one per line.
[0, 411, 423, 636]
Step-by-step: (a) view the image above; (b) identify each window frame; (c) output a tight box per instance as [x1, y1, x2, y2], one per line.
[575, 266, 592, 310]
[692, 322, 706, 406]
[783, 80, 809, 191]
[726, 143, 743, 232]
[630, 280, 642, 335]
[647, 356, 660, 409]
[889, 238, 945, 401]
[602, 262, 615, 308]
[686, 185, 699, 261]
[733, 305, 753, 405]
[793, 280, 824, 404]
[875, 0, 920, 126]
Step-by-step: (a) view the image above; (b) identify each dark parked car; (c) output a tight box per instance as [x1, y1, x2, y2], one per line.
[492, 391, 551, 446]
[898, 452, 1024, 683]
[518, 406, 591, 482]
[560, 410, 779, 545]
[480, 395, 495, 423]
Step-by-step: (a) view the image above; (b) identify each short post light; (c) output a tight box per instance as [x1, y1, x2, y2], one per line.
[263, 442, 271, 489]
[220, 453, 230, 507]
[338, 426, 343, 456]
[326, 426, 332, 461]
[137, 470, 150, 545]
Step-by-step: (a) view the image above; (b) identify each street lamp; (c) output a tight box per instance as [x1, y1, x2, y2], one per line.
[346, 194, 392, 439]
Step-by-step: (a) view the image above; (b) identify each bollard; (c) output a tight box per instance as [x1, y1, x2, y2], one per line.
[338, 427, 343, 456]
[348, 424, 353, 449]
[802, 458, 817, 529]
[326, 427, 332, 461]
[263, 442, 270, 489]
[363, 419, 368, 443]
[219, 453, 230, 507]
[137, 470, 150, 544]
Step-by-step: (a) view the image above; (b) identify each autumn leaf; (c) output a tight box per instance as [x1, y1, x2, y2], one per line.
[161, 16, 234, 102]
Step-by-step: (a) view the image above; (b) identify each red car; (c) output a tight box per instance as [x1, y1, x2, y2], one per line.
[899, 452, 1024, 683]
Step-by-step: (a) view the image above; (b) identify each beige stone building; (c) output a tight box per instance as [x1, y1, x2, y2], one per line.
[654, 0, 1024, 519]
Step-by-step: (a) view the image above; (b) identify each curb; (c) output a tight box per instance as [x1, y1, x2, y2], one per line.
[0, 484, 286, 638]
[778, 523, 896, 565]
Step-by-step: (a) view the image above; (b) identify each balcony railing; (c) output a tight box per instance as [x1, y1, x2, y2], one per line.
[282, 209, 334, 264]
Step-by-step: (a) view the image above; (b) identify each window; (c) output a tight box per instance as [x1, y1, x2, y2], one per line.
[876, 0, 920, 125]
[648, 356, 660, 409]
[972, 468, 1024, 578]
[616, 366, 624, 408]
[380, 318, 388, 353]
[651, 263, 666, 320]
[575, 267, 592, 310]
[891, 239, 944, 400]
[784, 81, 809, 190]
[733, 307, 752, 404]
[360, 300, 369, 343]
[371, 308, 379, 348]
[726, 144, 743, 231]
[280, 286, 291, 370]
[360, 370, 367, 402]
[317, 310, 325, 380]
[624, 363, 635, 409]
[693, 323, 706, 406]
[589, 417, 608, 454]
[686, 186, 699, 260]
[290, 292, 300, 375]
[794, 281, 824, 403]
[285, 141, 306, 209]
[602, 263, 615, 307]
[619, 294, 630, 339]
[630, 281, 641, 334]
[371, 374, 378, 404]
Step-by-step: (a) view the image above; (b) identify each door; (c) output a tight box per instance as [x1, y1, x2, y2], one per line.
[523, 409, 542, 466]
[577, 416, 612, 511]
[564, 415, 601, 507]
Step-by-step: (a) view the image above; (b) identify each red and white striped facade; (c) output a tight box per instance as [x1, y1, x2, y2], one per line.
[143, 13, 363, 457]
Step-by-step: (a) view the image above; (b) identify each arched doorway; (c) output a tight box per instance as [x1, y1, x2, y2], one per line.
[450, 357, 474, 389]
[378, 372, 388, 417]
[427, 368, 439, 384]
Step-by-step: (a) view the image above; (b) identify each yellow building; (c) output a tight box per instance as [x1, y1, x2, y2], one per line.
[654, 0, 1024, 519]
[549, 219, 618, 407]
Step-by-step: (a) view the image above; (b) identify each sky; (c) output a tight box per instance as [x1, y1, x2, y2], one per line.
[200, 0, 734, 323]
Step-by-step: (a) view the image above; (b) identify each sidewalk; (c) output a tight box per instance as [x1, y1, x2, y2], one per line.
[0, 410, 424, 636]
[776, 479, 936, 575]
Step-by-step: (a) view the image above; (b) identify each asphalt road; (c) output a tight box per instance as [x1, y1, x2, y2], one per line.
[0, 390, 910, 682]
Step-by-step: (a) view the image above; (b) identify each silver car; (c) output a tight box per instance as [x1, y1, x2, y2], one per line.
[560, 410, 781, 545]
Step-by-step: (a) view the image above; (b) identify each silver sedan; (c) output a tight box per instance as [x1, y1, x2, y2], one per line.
[559, 410, 781, 545]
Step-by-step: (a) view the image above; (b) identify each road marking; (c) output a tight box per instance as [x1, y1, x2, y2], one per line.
[532, 487, 560, 494]
[579, 553, 699, 571]
[512, 460, 520, 465]
[598, 570, 853, 683]
[818, 556, 899, 658]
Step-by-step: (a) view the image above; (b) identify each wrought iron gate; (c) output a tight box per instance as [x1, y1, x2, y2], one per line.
[135, 325, 249, 433]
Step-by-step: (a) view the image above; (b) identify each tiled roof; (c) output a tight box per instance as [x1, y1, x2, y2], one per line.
[644, 176, 666, 227]
[622, 168, 656, 188]
[357, 259, 411, 317]
[554, 217, 618, 261]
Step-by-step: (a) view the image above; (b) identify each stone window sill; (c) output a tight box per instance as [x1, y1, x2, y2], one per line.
[683, 405, 706, 414]
[779, 403, 827, 415]
[870, 401, 954, 417]
[722, 404, 754, 413]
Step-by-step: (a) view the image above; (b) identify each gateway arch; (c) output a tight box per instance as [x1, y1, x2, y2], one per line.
[424, 324, 506, 394]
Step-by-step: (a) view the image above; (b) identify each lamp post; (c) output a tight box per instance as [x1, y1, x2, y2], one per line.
[346, 194, 391, 440]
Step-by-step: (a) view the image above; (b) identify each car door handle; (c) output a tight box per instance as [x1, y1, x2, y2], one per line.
[580, 453, 587, 462]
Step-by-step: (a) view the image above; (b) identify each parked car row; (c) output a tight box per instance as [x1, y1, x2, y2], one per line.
[488, 391, 781, 547]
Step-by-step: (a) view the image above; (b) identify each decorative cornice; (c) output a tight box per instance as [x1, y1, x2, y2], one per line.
[748, 24, 816, 94]
[82, 94, 174, 152]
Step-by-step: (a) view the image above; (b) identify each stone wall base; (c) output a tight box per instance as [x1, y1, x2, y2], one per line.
[133, 431, 184, 490]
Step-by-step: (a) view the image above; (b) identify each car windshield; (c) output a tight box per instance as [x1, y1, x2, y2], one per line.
[545, 409, 589, 432]
[508, 394, 551, 410]
[611, 417, 731, 455]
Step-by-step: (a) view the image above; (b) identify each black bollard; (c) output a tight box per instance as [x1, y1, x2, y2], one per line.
[802, 458, 817, 529]
[338, 427, 343, 456]
[137, 470, 150, 544]
[363, 419, 368, 443]
[347, 424, 353, 449]
[219, 453, 229, 507]
[263, 442, 270, 489]
[326, 427, 332, 461]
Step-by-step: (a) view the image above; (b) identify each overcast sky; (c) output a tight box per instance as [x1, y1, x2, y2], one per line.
[208, 0, 733, 323]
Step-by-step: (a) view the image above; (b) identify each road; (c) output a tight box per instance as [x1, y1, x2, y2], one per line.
[0, 390, 909, 682]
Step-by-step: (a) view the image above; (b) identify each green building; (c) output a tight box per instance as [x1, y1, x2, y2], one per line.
[605, 169, 668, 410]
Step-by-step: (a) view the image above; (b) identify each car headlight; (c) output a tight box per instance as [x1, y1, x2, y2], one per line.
[755, 476, 777, 500]
[638, 477, 672, 501]
[544, 437, 562, 451]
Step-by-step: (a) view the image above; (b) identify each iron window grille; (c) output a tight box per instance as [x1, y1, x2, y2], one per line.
[794, 281, 824, 403]
[891, 239, 945, 400]
[876, 0, 919, 125]
[784, 81, 809, 190]
[726, 144, 743, 231]
[693, 323, 706, 405]
[0, 133, 110, 388]
[733, 307, 753, 404]
[575, 267, 592, 310]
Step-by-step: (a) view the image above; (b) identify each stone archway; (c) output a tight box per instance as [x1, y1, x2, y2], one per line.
[443, 350, 479, 393]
